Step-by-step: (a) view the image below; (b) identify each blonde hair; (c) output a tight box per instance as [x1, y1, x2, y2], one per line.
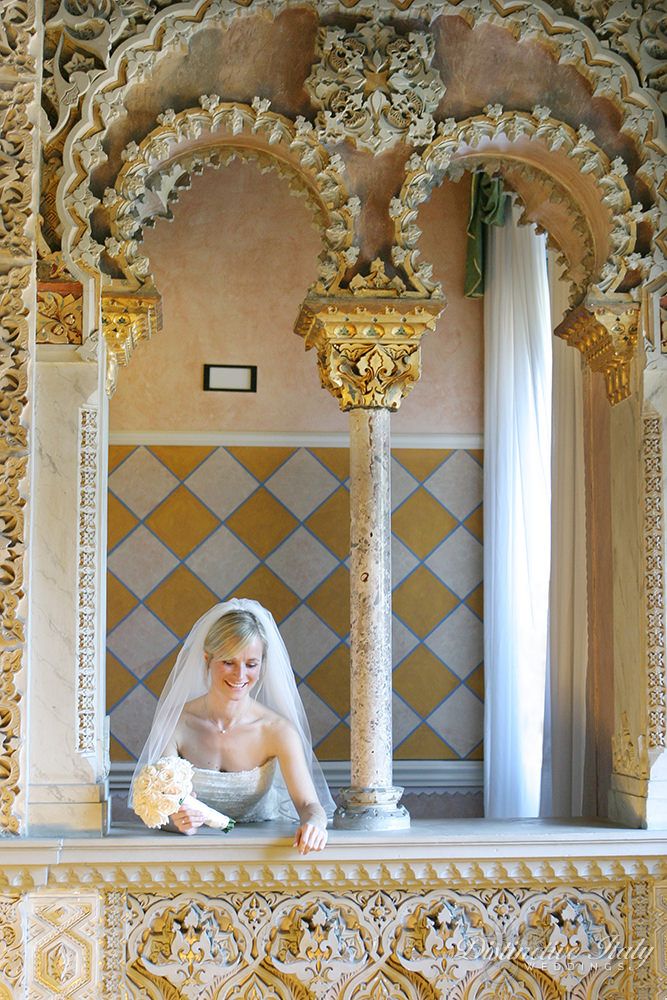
[203, 610, 268, 671]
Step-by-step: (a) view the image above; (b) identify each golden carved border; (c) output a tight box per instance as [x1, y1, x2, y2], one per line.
[393, 107, 636, 302]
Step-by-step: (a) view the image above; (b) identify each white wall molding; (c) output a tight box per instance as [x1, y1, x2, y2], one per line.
[109, 759, 484, 794]
[108, 430, 484, 449]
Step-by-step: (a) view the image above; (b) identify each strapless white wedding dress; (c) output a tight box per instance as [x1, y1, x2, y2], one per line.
[191, 757, 278, 822]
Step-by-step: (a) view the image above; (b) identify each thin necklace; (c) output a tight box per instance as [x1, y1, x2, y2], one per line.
[206, 695, 246, 734]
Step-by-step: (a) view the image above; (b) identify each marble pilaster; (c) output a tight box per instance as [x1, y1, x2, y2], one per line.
[639, 359, 667, 828]
[335, 409, 409, 830]
[27, 353, 109, 834]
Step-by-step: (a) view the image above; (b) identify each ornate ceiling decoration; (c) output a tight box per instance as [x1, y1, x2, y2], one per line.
[550, 0, 667, 116]
[305, 21, 445, 154]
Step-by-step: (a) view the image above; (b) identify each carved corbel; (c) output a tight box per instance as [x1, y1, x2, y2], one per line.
[295, 294, 445, 411]
[555, 299, 641, 404]
[101, 289, 162, 396]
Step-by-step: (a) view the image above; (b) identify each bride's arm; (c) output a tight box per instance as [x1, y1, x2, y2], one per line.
[273, 722, 328, 854]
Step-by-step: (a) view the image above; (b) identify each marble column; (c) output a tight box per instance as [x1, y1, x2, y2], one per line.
[27, 346, 109, 834]
[335, 409, 409, 830]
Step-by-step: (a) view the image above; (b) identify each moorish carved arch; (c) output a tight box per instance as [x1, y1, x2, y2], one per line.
[390, 107, 650, 402]
[54, 0, 665, 277]
[103, 98, 358, 294]
[62, 97, 357, 392]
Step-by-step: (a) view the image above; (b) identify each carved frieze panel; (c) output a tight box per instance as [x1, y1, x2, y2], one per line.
[305, 21, 445, 153]
[643, 412, 666, 752]
[27, 893, 100, 998]
[115, 884, 642, 998]
[295, 297, 444, 410]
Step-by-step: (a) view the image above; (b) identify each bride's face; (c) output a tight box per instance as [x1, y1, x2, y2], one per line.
[207, 636, 264, 699]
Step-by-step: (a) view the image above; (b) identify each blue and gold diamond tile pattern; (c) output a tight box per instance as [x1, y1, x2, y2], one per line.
[106, 445, 484, 763]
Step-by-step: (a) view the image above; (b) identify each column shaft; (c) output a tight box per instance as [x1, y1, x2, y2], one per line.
[335, 408, 409, 829]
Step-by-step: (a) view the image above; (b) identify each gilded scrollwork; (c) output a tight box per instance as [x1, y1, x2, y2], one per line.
[0, 456, 26, 648]
[0, 895, 23, 995]
[36, 286, 82, 344]
[0, 81, 34, 259]
[109, 883, 643, 998]
[295, 298, 444, 410]
[555, 299, 640, 404]
[0, 651, 22, 835]
[0, 267, 29, 452]
[305, 21, 445, 153]
[101, 288, 162, 396]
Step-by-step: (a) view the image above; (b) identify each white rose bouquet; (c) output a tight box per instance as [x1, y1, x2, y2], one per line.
[132, 756, 235, 832]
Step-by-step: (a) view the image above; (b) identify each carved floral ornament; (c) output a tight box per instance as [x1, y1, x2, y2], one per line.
[295, 297, 445, 411]
[305, 20, 446, 153]
[45, 0, 665, 153]
[115, 885, 633, 998]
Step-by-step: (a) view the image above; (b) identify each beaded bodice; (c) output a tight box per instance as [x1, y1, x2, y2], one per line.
[191, 757, 277, 822]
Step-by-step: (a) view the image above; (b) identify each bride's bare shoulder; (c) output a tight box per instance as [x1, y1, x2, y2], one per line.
[177, 697, 207, 728]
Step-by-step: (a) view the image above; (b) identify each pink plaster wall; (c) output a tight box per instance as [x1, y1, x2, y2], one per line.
[109, 160, 483, 434]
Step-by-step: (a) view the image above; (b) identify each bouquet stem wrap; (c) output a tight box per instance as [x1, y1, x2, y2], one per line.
[132, 755, 235, 832]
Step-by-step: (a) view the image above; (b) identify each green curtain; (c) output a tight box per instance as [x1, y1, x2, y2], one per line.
[464, 172, 507, 299]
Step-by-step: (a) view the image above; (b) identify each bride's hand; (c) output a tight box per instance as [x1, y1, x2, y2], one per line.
[170, 800, 204, 836]
[294, 822, 327, 854]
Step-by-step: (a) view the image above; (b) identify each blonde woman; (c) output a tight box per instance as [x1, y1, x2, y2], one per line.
[131, 600, 333, 853]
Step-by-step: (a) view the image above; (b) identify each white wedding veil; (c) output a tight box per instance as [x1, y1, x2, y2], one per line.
[130, 598, 335, 820]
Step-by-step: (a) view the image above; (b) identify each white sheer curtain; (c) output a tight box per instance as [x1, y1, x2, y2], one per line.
[540, 256, 588, 817]
[484, 199, 552, 818]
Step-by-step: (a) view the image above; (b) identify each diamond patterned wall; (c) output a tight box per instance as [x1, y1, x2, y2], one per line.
[106, 445, 484, 763]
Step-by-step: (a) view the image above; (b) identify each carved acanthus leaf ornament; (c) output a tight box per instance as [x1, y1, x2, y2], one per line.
[305, 21, 445, 153]
[36, 285, 83, 344]
[295, 296, 444, 410]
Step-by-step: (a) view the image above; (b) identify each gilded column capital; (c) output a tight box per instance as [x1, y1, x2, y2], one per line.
[101, 289, 162, 396]
[295, 295, 445, 411]
[555, 298, 641, 405]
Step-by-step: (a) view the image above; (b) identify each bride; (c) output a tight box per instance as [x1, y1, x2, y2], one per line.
[131, 599, 334, 853]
